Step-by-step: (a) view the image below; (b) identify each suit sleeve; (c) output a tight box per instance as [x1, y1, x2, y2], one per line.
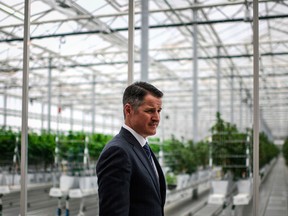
[96, 145, 131, 216]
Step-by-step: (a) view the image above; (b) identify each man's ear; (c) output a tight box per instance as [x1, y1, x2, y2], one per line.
[124, 103, 132, 116]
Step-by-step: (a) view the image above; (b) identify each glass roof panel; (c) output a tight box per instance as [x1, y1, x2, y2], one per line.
[0, 0, 287, 141]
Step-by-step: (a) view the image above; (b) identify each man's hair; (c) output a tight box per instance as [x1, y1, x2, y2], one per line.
[123, 81, 163, 111]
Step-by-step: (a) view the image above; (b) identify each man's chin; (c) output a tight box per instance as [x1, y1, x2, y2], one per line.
[149, 130, 157, 136]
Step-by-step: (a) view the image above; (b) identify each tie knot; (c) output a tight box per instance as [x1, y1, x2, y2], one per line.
[143, 143, 152, 161]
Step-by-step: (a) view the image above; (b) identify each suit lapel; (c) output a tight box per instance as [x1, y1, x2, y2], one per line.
[152, 152, 166, 205]
[133, 143, 160, 189]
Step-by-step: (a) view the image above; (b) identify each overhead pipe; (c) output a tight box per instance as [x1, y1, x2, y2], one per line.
[3, 50, 287, 73]
[2, 70, 288, 90]
[1, 14, 288, 43]
[0, 0, 279, 30]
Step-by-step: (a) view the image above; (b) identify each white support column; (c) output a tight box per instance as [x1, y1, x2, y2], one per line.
[192, 3, 199, 143]
[70, 105, 73, 131]
[128, 0, 135, 85]
[82, 111, 85, 132]
[141, 0, 149, 82]
[230, 68, 234, 124]
[240, 81, 243, 131]
[91, 74, 96, 133]
[252, 0, 260, 215]
[3, 86, 7, 127]
[41, 102, 44, 130]
[21, 0, 31, 215]
[48, 57, 52, 132]
[216, 46, 221, 114]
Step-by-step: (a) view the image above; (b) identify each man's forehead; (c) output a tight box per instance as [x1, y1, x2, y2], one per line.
[142, 100, 162, 107]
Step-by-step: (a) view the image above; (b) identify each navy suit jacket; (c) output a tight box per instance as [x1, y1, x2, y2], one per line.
[96, 127, 166, 216]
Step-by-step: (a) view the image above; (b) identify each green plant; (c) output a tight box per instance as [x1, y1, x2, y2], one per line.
[210, 112, 251, 180]
[210, 112, 279, 180]
[0, 127, 18, 166]
[148, 137, 161, 153]
[163, 135, 198, 174]
[195, 140, 209, 169]
[89, 133, 113, 160]
[283, 138, 288, 165]
[165, 172, 177, 185]
[28, 131, 56, 169]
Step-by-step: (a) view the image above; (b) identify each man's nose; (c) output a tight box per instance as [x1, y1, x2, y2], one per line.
[152, 112, 160, 120]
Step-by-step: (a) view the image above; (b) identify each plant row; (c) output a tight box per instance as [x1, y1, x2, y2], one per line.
[0, 128, 112, 170]
[0, 112, 280, 180]
[157, 112, 279, 180]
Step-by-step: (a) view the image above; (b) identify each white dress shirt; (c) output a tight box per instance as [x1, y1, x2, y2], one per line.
[123, 124, 159, 179]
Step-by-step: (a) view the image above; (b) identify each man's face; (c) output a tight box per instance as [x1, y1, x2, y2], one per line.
[124, 94, 162, 138]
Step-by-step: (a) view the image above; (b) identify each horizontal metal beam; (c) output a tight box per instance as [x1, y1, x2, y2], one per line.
[0, 0, 281, 29]
[2, 69, 288, 91]
[1, 14, 288, 43]
[2, 51, 288, 73]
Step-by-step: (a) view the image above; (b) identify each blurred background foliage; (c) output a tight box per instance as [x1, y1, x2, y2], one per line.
[0, 112, 280, 178]
[282, 138, 288, 165]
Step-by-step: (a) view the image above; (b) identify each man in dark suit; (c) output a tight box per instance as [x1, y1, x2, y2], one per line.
[96, 81, 166, 216]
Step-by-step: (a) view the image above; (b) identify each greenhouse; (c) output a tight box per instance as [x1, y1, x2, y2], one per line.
[0, 0, 288, 215]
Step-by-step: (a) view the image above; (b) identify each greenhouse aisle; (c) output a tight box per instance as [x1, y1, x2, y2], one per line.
[241, 156, 288, 216]
[2, 186, 99, 216]
[2, 157, 288, 216]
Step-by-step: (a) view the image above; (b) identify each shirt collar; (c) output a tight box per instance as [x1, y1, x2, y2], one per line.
[123, 124, 147, 147]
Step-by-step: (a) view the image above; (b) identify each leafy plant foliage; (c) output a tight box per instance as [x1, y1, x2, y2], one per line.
[163, 135, 209, 174]
[0, 129, 112, 172]
[283, 138, 288, 165]
[0, 113, 280, 178]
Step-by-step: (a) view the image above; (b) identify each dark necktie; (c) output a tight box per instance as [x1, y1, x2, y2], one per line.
[143, 143, 160, 182]
[143, 143, 153, 164]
